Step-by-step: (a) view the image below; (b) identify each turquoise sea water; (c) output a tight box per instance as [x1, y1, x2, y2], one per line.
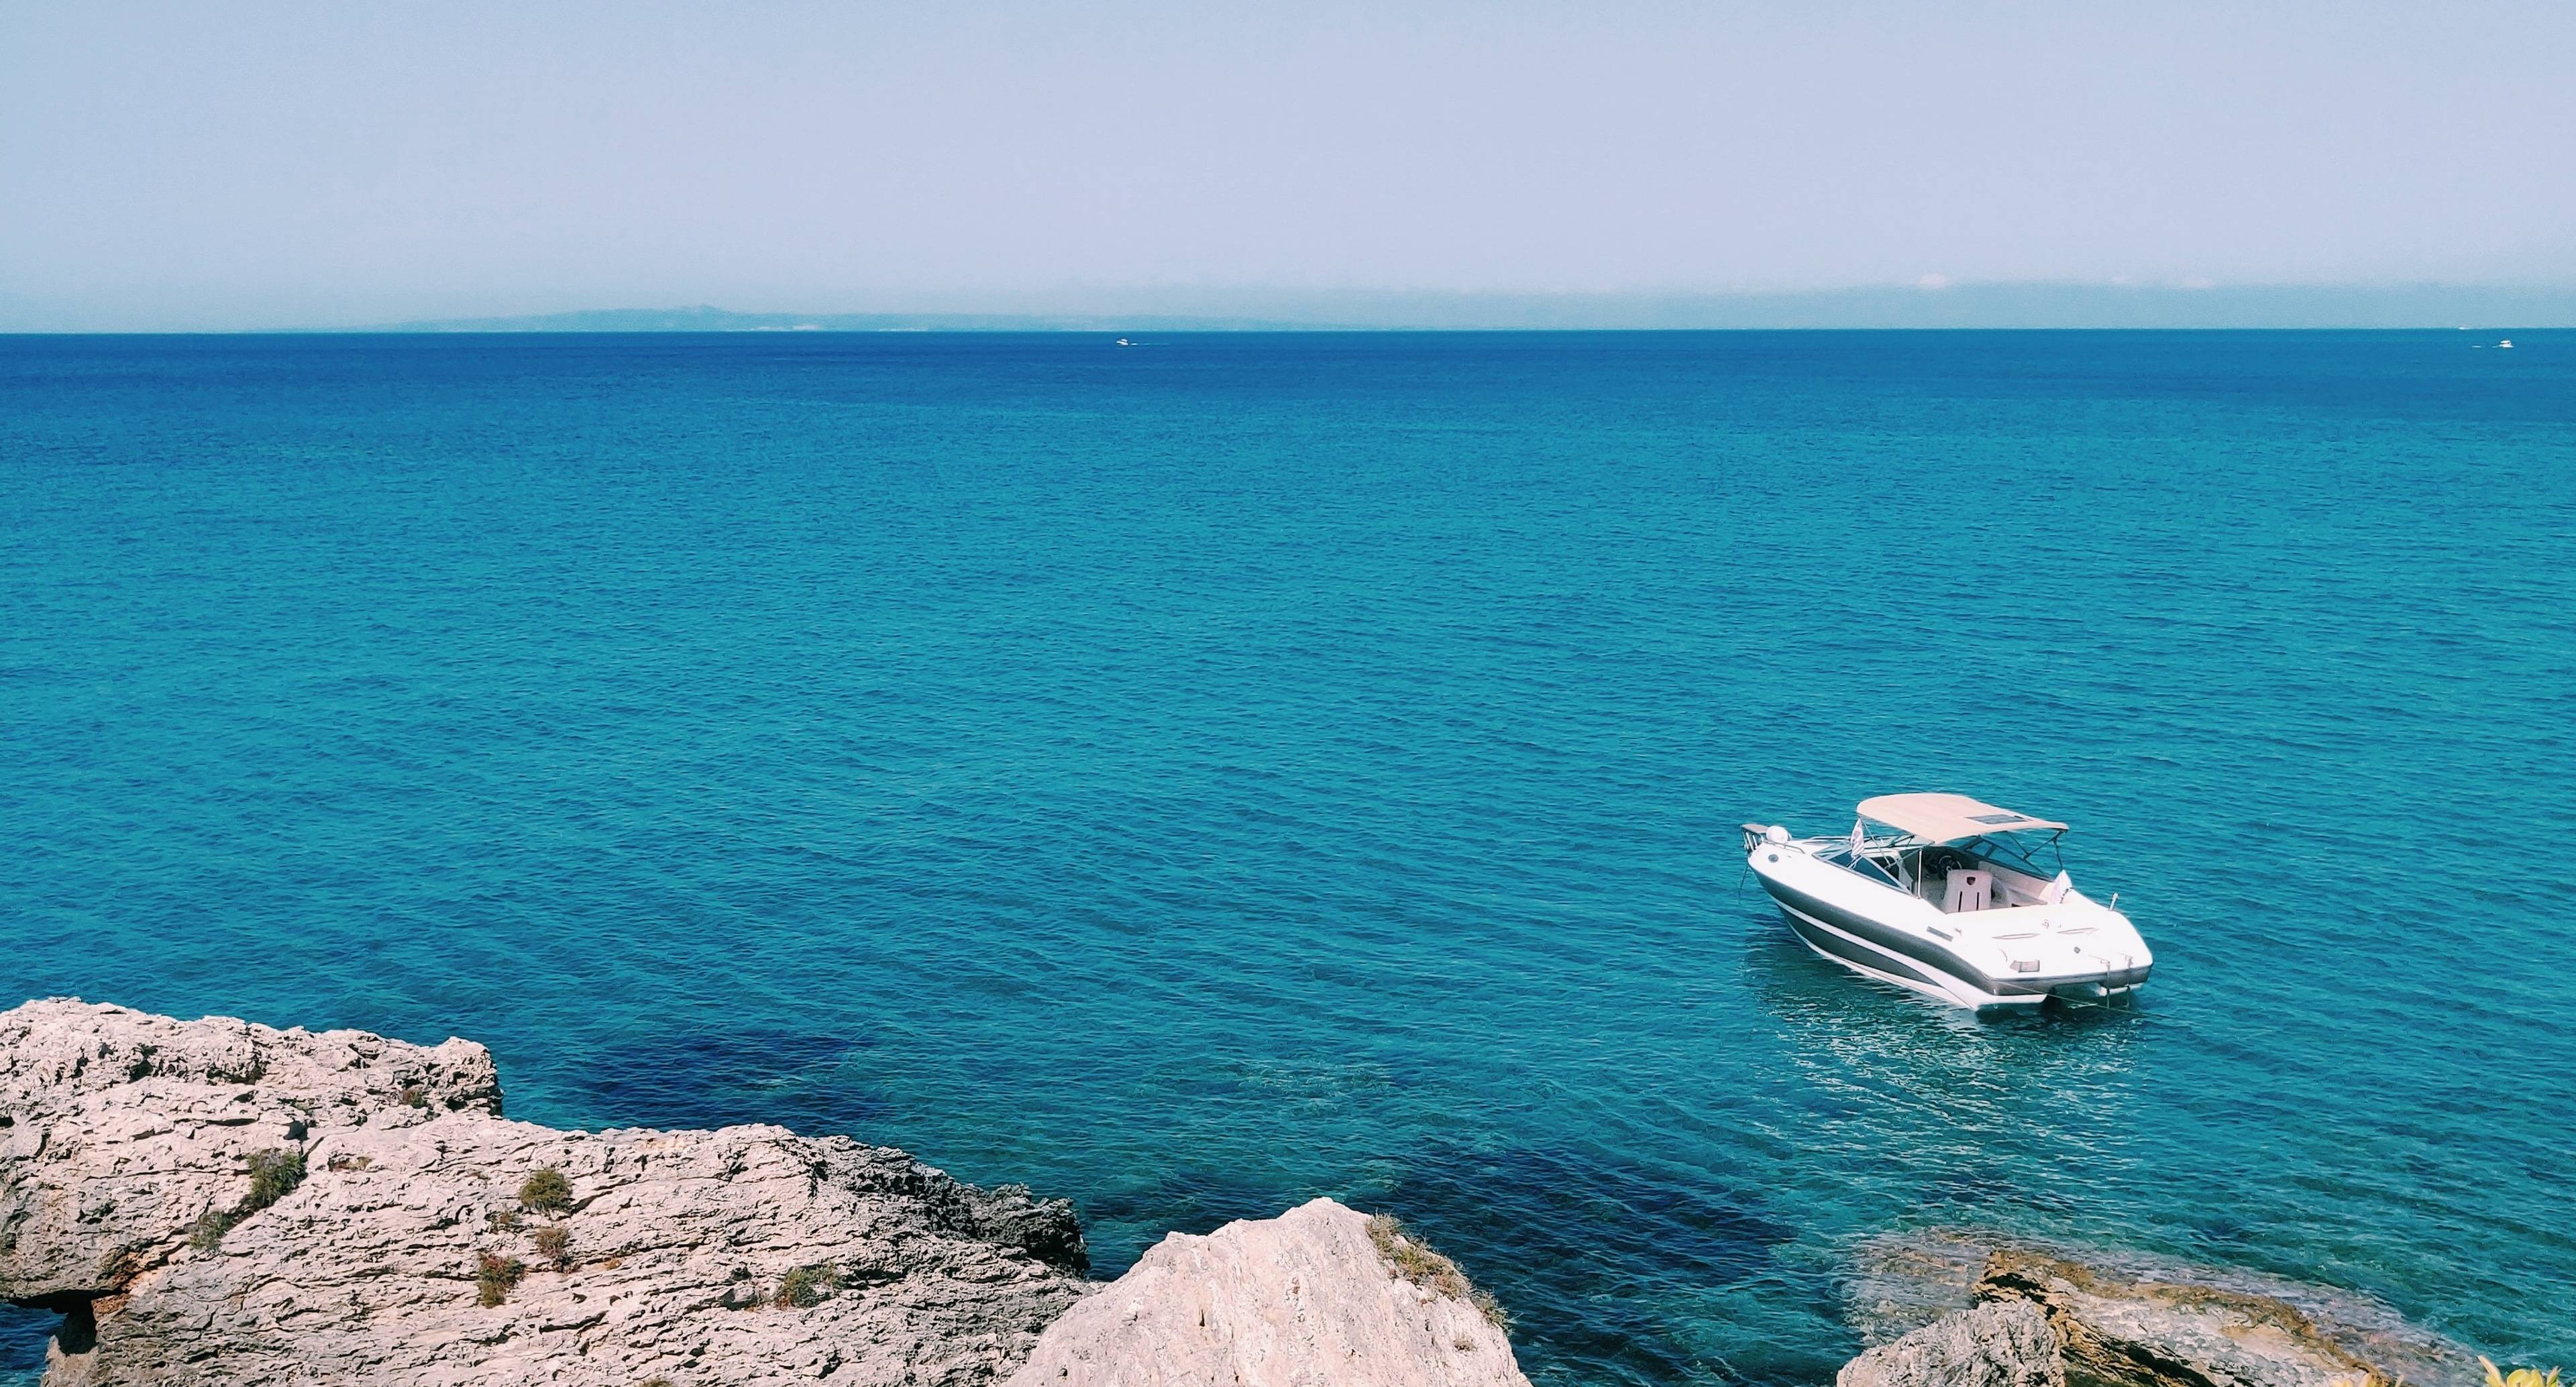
[3, 332, 2571, 1384]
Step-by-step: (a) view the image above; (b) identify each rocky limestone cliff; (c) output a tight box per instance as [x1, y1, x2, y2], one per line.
[1843, 1231, 2479, 1387]
[13, 998, 2475, 1387]
[1, 999, 1539, 1387]
[1837, 1300, 2064, 1387]
[1006, 1199, 1527, 1387]
[1976, 1248, 2394, 1387]
[1, 997, 503, 1301]
[2, 999, 1086, 1386]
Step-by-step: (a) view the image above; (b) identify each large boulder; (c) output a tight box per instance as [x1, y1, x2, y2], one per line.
[1006, 1199, 1530, 1387]
[3, 1000, 1539, 1387]
[0, 997, 502, 1301]
[1, 999, 1085, 1386]
[1841, 1231, 2477, 1387]
[1836, 1301, 2064, 1387]
[1977, 1248, 2394, 1387]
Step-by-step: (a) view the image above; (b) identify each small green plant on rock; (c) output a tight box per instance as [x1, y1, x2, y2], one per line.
[1365, 1213, 1509, 1331]
[476, 1252, 526, 1307]
[776, 1264, 841, 1309]
[519, 1166, 574, 1215]
[187, 1209, 237, 1252]
[531, 1223, 574, 1270]
[187, 1147, 308, 1252]
[240, 1148, 307, 1213]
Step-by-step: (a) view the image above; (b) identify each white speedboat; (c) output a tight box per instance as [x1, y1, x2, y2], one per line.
[1743, 793, 2152, 1010]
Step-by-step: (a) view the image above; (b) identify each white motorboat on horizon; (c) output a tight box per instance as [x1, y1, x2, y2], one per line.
[1743, 793, 2153, 1011]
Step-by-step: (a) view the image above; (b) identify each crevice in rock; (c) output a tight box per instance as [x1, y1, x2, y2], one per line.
[52, 1298, 97, 1358]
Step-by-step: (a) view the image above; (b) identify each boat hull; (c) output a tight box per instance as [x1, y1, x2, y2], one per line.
[1751, 850, 2150, 1011]
[1777, 898, 2039, 1009]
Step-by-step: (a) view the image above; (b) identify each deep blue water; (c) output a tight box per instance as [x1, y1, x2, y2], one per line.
[3, 331, 2571, 1384]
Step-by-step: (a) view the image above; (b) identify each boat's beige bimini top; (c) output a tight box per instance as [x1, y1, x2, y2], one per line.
[1858, 793, 2069, 844]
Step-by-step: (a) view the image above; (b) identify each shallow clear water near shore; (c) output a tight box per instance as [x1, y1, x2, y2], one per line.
[4, 331, 2571, 1384]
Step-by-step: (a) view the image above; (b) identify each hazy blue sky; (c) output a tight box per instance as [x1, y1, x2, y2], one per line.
[5, 1, 2572, 327]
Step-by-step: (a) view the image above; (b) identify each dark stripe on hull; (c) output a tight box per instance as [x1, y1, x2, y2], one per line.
[1763, 873, 2149, 997]
[1782, 909, 1943, 988]
[1758, 875, 2049, 997]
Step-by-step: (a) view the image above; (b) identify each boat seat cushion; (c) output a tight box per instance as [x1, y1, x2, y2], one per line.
[1943, 870, 1992, 913]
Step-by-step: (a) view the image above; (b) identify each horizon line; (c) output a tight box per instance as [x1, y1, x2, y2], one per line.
[7, 281, 2576, 334]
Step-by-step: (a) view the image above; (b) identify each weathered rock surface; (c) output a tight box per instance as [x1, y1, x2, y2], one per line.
[1, 997, 504, 1300]
[1978, 1248, 2396, 1387]
[1844, 1231, 2477, 1387]
[3, 999, 1086, 1386]
[36, 997, 2473, 1387]
[3, 1001, 1535, 1387]
[1006, 1199, 1529, 1387]
[1836, 1301, 2065, 1387]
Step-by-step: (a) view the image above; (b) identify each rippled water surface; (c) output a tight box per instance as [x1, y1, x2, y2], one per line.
[4, 332, 2572, 1384]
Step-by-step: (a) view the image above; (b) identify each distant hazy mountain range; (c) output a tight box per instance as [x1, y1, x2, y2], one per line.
[383, 307, 1305, 333]
[380, 285, 2576, 332]
[4, 284, 2571, 333]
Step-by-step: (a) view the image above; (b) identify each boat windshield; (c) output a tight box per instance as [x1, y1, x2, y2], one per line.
[1958, 830, 2065, 878]
[1818, 845, 1906, 887]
